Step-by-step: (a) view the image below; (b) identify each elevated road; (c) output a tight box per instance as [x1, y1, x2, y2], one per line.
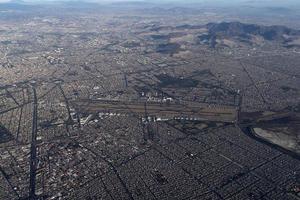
[71, 99, 238, 123]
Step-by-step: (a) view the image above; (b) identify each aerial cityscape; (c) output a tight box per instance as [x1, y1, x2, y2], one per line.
[0, 0, 299, 199]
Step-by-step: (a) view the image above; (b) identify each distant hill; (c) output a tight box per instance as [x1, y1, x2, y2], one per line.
[199, 22, 300, 48]
[206, 22, 299, 41]
[0, 0, 34, 10]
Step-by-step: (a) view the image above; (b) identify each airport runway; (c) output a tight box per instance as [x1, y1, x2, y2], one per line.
[71, 99, 238, 123]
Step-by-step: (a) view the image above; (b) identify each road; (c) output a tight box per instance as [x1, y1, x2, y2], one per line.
[29, 87, 38, 200]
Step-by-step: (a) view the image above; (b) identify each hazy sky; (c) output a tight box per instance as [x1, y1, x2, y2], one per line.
[1, 0, 300, 7]
[22, 0, 293, 1]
